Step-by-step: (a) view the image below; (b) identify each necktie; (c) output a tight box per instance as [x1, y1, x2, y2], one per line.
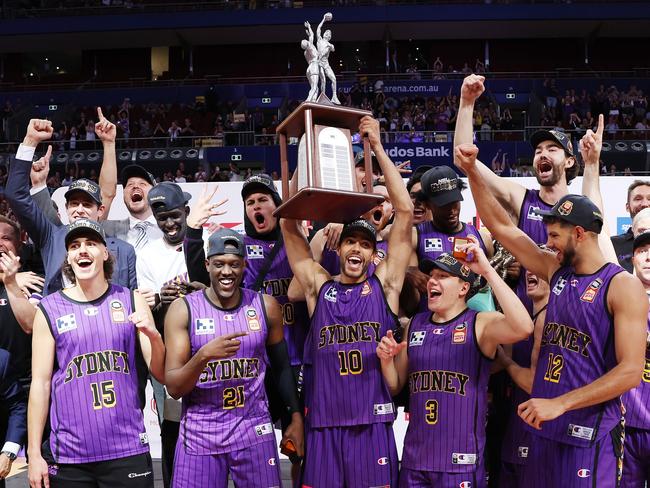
[134, 221, 153, 250]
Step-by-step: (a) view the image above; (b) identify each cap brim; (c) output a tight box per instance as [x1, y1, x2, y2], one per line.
[339, 227, 377, 246]
[530, 130, 574, 156]
[183, 191, 192, 204]
[241, 181, 273, 199]
[121, 165, 155, 186]
[426, 190, 463, 208]
[64, 188, 102, 205]
[65, 227, 106, 248]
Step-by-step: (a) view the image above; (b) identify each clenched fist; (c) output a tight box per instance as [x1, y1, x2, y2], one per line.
[23, 119, 53, 147]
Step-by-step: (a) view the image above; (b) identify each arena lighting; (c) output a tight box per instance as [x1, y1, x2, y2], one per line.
[138, 150, 152, 160]
[615, 142, 628, 151]
[154, 150, 167, 159]
[170, 149, 183, 159]
[602, 142, 612, 152]
[56, 153, 69, 163]
[118, 150, 132, 161]
[185, 148, 199, 159]
[71, 152, 85, 162]
[86, 152, 100, 162]
[631, 142, 645, 152]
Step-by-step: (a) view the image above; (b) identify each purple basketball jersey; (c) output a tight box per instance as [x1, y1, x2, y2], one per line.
[39, 285, 149, 464]
[180, 288, 273, 454]
[501, 336, 534, 465]
[321, 239, 388, 278]
[303, 275, 397, 428]
[243, 235, 306, 366]
[622, 313, 650, 430]
[530, 263, 624, 446]
[401, 308, 492, 473]
[515, 189, 553, 313]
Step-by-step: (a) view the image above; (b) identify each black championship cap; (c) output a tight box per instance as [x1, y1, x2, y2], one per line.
[121, 164, 156, 187]
[419, 252, 477, 284]
[241, 174, 282, 206]
[420, 166, 464, 207]
[207, 228, 245, 258]
[65, 218, 106, 248]
[529, 129, 574, 157]
[339, 219, 377, 246]
[633, 230, 650, 252]
[64, 178, 102, 205]
[536, 194, 603, 233]
[147, 182, 191, 211]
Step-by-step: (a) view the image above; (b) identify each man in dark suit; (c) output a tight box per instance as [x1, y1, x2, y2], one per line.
[5, 119, 138, 295]
[0, 348, 27, 488]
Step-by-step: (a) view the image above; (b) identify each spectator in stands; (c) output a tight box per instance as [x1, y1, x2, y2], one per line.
[606, 114, 619, 138]
[68, 126, 78, 150]
[168, 120, 181, 146]
[174, 169, 187, 183]
[61, 160, 78, 186]
[228, 162, 242, 181]
[117, 110, 130, 142]
[180, 117, 195, 144]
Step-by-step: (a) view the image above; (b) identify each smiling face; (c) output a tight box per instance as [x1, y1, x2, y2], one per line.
[244, 192, 278, 234]
[544, 221, 578, 267]
[525, 270, 550, 301]
[409, 182, 430, 225]
[627, 184, 650, 219]
[428, 200, 461, 233]
[65, 192, 103, 223]
[123, 177, 153, 217]
[153, 206, 188, 246]
[0, 222, 20, 257]
[355, 163, 381, 190]
[426, 268, 469, 312]
[206, 253, 245, 301]
[533, 141, 574, 187]
[337, 231, 376, 282]
[361, 186, 392, 231]
[633, 243, 650, 288]
[66, 236, 109, 282]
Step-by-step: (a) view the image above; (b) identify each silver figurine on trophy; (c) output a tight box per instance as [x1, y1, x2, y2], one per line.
[302, 12, 340, 105]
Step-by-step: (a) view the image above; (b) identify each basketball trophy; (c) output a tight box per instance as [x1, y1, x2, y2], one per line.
[273, 12, 384, 223]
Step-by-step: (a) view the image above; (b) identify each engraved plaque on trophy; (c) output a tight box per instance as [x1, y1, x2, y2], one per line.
[273, 100, 385, 223]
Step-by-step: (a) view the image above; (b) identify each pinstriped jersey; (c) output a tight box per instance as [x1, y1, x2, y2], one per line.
[180, 288, 273, 454]
[39, 285, 149, 464]
[530, 263, 624, 446]
[243, 235, 306, 366]
[303, 275, 397, 428]
[320, 239, 388, 278]
[401, 308, 491, 473]
[622, 311, 650, 430]
[501, 336, 534, 465]
[515, 189, 552, 314]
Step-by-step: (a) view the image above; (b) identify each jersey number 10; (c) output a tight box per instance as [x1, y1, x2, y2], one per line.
[337, 350, 363, 375]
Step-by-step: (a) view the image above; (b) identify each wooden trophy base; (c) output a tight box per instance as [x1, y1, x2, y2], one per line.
[273, 187, 384, 223]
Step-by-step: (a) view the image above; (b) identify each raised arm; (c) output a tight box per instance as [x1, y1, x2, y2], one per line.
[304, 21, 314, 43]
[131, 291, 165, 383]
[362, 116, 414, 313]
[454, 75, 526, 216]
[0, 252, 37, 334]
[580, 114, 618, 264]
[518, 272, 647, 429]
[96, 107, 118, 219]
[30, 146, 62, 226]
[456, 143, 558, 282]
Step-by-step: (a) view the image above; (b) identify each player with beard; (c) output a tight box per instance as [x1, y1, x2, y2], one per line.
[406, 165, 493, 313]
[456, 141, 647, 488]
[496, 269, 550, 488]
[281, 116, 413, 487]
[377, 240, 533, 488]
[454, 74, 577, 312]
[164, 228, 303, 488]
[27, 219, 165, 488]
[620, 230, 650, 488]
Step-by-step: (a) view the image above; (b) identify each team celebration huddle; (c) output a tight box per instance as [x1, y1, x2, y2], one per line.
[1, 74, 648, 488]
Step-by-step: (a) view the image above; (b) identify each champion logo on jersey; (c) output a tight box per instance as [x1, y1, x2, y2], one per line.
[223, 314, 235, 321]
[424, 237, 443, 253]
[255, 422, 274, 436]
[268, 458, 276, 466]
[56, 313, 77, 333]
[568, 424, 594, 441]
[570, 279, 579, 287]
[139, 433, 149, 445]
[453, 323, 467, 344]
[552, 277, 567, 295]
[84, 307, 99, 316]
[410, 330, 426, 346]
[0, 298, 6, 306]
[526, 205, 543, 221]
[518, 446, 529, 458]
[452, 453, 477, 465]
[577, 469, 591, 478]
[246, 245, 264, 259]
[324, 286, 337, 303]
[432, 328, 444, 335]
[377, 457, 388, 465]
[195, 318, 215, 335]
[580, 278, 603, 303]
[459, 482, 472, 488]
